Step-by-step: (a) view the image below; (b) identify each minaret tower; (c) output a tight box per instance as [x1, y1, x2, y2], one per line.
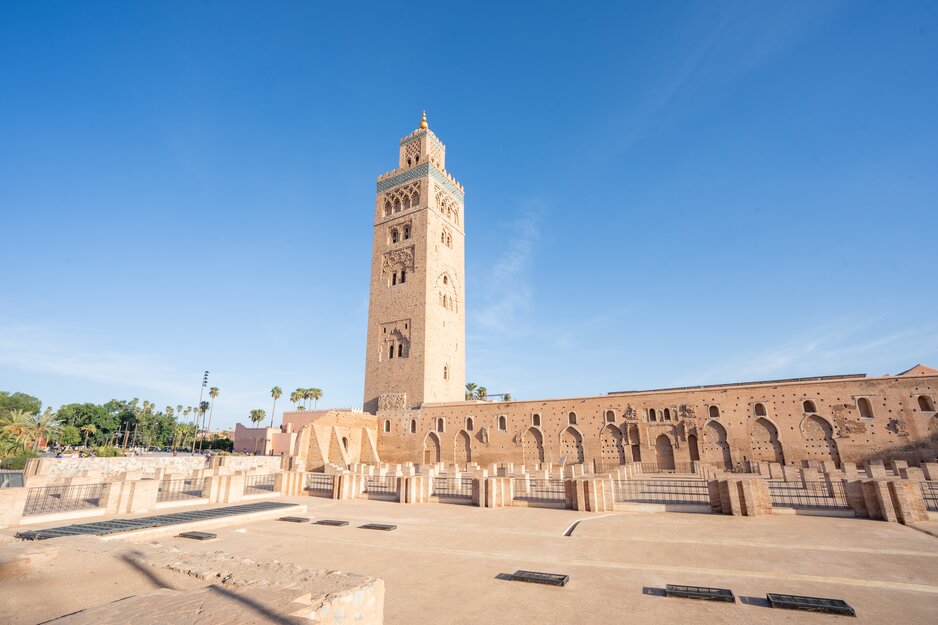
[363, 113, 466, 413]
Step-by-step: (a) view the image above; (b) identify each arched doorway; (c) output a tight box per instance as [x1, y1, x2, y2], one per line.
[522, 427, 545, 465]
[802, 415, 840, 466]
[454, 430, 471, 465]
[655, 434, 675, 470]
[751, 418, 784, 464]
[423, 432, 441, 464]
[704, 421, 732, 469]
[687, 434, 700, 462]
[599, 424, 627, 467]
[629, 424, 641, 462]
[560, 427, 585, 464]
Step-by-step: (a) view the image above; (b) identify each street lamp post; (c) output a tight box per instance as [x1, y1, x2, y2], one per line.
[190, 371, 209, 453]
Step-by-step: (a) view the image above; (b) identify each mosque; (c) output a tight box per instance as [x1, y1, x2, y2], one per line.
[237, 115, 938, 473]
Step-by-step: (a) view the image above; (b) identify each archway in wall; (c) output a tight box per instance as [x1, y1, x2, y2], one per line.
[599, 424, 627, 467]
[560, 427, 585, 464]
[629, 424, 641, 462]
[802, 415, 840, 466]
[655, 435, 675, 470]
[522, 427, 545, 465]
[704, 421, 733, 470]
[751, 418, 784, 464]
[687, 434, 700, 462]
[454, 430, 471, 465]
[423, 432, 441, 464]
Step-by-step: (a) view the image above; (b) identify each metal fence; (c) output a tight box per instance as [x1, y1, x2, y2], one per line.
[512, 478, 566, 503]
[157, 478, 206, 502]
[23, 483, 107, 517]
[305, 473, 335, 493]
[922, 481, 938, 512]
[243, 474, 277, 495]
[613, 479, 710, 505]
[433, 476, 474, 500]
[0, 471, 24, 489]
[768, 480, 849, 510]
[364, 475, 399, 498]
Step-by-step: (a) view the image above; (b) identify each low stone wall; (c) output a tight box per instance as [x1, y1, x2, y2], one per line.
[30, 456, 209, 479]
[217, 455, 284, 472]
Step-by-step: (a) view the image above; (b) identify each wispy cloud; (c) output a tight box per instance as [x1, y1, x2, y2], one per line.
[470, 202, 543, 337]
[0, 322, 192, 398]
[690, 315, 938, 384]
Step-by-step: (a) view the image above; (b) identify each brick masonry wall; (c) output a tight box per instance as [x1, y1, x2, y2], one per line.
[375, 374, 938, 468]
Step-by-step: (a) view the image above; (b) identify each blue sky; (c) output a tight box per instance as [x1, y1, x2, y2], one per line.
[2, 1, 936, 428]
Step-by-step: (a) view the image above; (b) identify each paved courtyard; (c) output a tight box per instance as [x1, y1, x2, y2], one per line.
[3, 497, 938, 624]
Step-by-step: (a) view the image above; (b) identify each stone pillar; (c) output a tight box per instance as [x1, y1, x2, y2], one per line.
[899, 467, 925, 482]
[867, 461, 888, 480]
[225, 473, 246, 503]
[127, 479, 159, 514]
[890, 460, 909, 475]
[842, 463, 858, 480]
[862, 480, 896, 522]
[843, 480, 868, 518]
[889, 480, 928, 525]
[800, 467, 820, 487]
[737, 478, 772, 516]
[707, 480, 723, 514]
[921, 462, 938, 481]
[0, 487, 29, 528]
[575, 477, 614, 512]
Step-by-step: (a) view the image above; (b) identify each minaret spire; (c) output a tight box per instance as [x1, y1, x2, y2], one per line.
[419, 111, 428, 130]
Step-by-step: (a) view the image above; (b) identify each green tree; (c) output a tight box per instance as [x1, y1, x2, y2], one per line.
[270, 386, 282, 427]
[465, 383, 477, 400]
[310, 388, 323, 408]
[54, 424, 81, 447]
[0, 391, 41, 420]
[503, 393, 512, 402]
[476, 386, 488, 400]
[249, 409, 266, 426]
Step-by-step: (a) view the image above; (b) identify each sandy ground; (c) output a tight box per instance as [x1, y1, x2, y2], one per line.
[3, 496, 938, 624]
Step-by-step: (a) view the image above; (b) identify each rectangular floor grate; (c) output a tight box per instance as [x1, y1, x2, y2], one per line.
[767, 593, 855, 617]
[315, 520, 349, 526]
[359, 523, 397, 531]
[510, 570, 569, 586]
[666, 584, 735, 603]
[15, 501, 296, 540]
[278, 516, 310, 523]
[178, 531, 217, 540]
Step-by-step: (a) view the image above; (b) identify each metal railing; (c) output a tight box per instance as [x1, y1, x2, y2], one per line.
[305, 473, 335, 493]
[0, 471, 24, 489]
[243, 474, 277, 495]
[364, 475, 399, 497]
[613, 479, 709, 505]
[922, 481, 938, 512]
[512, 478, 566, 502]
[768, 480, 849, 510]
[23, 483, 107, 517]
[157, 478, 206, 502]
[433, 476, 474, 500]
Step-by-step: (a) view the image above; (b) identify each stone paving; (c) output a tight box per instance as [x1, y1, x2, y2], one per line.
[3, 496, 938, 624]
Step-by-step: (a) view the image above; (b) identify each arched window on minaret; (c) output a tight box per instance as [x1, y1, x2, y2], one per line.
[397, 344, 403, 358]
[388, 344, 394, 359]
[400, 269, 406, 283]
[403, 225, 411, 239]
[391, 229, 399, 244]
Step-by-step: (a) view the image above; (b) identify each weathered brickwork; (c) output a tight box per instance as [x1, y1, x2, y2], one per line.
[375, 369, 938, 468]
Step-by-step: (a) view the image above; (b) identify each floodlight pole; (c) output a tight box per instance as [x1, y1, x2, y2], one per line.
[190, 371, 209, 453]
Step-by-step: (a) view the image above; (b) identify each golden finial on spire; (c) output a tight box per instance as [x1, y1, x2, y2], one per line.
[419, 111, 428, 129]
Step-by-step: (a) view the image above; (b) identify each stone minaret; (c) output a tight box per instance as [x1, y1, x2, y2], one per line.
[363, 113, 466, 413]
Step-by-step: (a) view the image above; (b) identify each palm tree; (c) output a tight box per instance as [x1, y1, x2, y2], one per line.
[195, 400, 210, 451]
[249, 409, 266, 454]
[476, 386, 488, 401]
[1, 409, 33, 453]
[80, 424, 97, 447]
[465, 382, 477, 400]
[270, 386, 282, 427]
[29, 409, 59, 450]
[310, 388, 322, 409]
[503, 393, 512, 402]
[205, 387, 219, 445]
